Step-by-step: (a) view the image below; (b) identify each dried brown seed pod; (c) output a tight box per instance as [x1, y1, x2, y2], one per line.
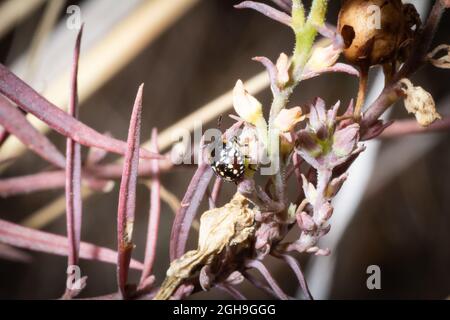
[338, 0, 406, 67]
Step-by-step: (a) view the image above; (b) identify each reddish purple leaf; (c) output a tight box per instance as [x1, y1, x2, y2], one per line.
[0, 64, 159, 160]
[0, 219, 144, 269]
[301, 63, 359, 81]
[0, 125, 9, 146]
[140, 128, 161, 288]
[0, 94, 66, 168]
[246, 259, 289, 300]
[117, 84, 143, 298]
[269, 0, 292, 13]
[379, 117, 450, 139]
[235, 1, 292, 26]
[275, 252, 313, 300]
[252, 56, 279, 95]
[0, 170, 112, 197]
[169, 162, 213, 261]
[208, 177, 222, 209]
[64, 26, 83, 299]
[0, 243, 32, 263]
[86, 133, 111, 166]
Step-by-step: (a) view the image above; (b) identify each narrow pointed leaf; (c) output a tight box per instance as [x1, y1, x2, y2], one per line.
[140, 128, 161, 287]
[64, 26, 83, 299]
[0, 219, 144, 269]
[0, 95, 65, 168]
[0, 64, 158, 159]
[235, 1, 292, 26]
[169, 162, 213, 261]
[117, 84, 143, 298]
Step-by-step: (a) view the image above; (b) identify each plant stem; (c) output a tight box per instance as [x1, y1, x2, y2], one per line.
[267, 0, 328, 209]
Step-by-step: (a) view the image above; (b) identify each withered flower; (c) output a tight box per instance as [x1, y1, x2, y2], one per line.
[400, 79, 442, 127]
[154, 193, 257, 300]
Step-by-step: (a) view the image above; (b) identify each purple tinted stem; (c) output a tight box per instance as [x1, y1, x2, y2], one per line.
[277, 253, 313, 300]
[140, 128, 161, 286]
[116, 84, 143, 298]
[246, 259, 289, 300]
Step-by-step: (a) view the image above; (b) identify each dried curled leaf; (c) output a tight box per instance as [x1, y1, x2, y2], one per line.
[154, 193, 257, 300]
[428, 44, 450, 69]
[400, 79, 442, 127]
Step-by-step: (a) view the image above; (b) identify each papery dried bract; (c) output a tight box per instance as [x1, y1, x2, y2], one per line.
[155, 193, 256, 300]
[400, 79, 442, 127]
[428, 44, 450, 69]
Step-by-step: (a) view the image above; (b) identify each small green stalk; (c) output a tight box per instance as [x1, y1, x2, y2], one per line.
[292, 0, 328, 78]
[266, 0, 328, 208]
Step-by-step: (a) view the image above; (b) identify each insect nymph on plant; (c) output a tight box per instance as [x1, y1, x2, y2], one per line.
[0, 0, 449, 300]
[208, 137, 246, 183]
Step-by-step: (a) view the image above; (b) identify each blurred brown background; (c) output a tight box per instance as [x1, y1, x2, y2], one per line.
[0, 0, 449, 299]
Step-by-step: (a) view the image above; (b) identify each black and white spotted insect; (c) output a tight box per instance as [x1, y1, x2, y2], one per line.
[208, 138, 246, 183]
